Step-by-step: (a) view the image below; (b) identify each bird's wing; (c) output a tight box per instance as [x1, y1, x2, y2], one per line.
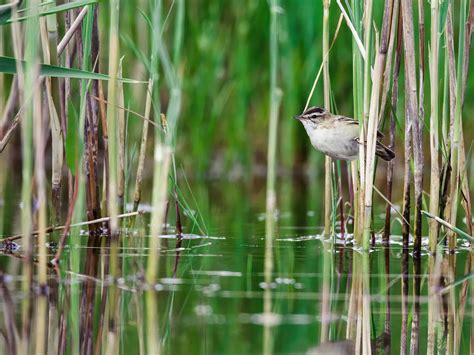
[335, 116, 386, 139]
[335, 115, 359, 125]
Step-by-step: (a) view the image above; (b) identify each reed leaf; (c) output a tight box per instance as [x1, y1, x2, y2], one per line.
[65, 99, 82, 174]
[0, 55, 141, 82]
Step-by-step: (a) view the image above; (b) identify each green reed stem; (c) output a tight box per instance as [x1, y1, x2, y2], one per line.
[33, 90, 47, 355]
[117, 59, 126, 212]
[265, 0, 281, 232]
[322, 0, 332, 237]
[448, 0, 468, 250]
[19, 0, 41, 352]
[264, 2, 281, 350]
[146, 0, 163, 285]
[264, 2, 280, 350]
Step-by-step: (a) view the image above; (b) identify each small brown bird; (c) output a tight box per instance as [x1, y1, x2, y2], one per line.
[294, 106, 395, 161]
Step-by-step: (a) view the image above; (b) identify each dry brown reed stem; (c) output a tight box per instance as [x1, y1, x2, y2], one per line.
[441, 4, 456, 236]
[446, 12, 456, 117]
[428, 0, 441, 252]
[401, 0, 422, 253]
[75, 9, 102, 236]
[57, 6, 88, 55]
[384, 1, 401, 243]
[401, 128, 411, 244]
[322, 0, 331, 237]
[89, 6, 102, 223]
[98, 79, 109, 214]
[39, 14, 63, 225]
[362, 0, 394, 247]
[417, 0, 426, 252]
[379, 0, 400, 123]
[417, 0, 425, 109]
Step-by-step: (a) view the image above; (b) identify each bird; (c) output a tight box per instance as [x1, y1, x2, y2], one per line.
[294, 106, 395, 161]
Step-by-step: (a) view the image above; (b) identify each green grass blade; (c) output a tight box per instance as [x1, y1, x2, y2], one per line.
[0, 55, 142, 82]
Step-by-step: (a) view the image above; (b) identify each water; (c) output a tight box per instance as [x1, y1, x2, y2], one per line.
[0, 179, 473, 354]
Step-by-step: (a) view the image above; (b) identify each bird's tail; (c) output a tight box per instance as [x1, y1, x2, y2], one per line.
[375, 142, 395, 161]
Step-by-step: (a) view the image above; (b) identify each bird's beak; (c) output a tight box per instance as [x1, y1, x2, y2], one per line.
[293, 115, 302, 120]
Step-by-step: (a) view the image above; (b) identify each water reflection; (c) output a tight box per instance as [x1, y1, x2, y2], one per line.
[0, 217, 473, 354]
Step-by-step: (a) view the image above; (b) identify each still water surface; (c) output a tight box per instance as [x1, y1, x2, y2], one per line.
[0, 179, 472, 354]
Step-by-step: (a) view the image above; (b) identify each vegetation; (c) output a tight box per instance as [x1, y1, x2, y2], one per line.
[0, 0, 472, 354]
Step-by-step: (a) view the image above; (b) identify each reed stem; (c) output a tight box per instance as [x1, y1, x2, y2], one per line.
[263, 3, 280, 350]
[265, 0, 281, 227]
[19, 0, 41, 351]
[146, 0, 163, 286]
[428, 0, 441, 252]
[323, 0, 331, 237]
[384, 0, 401, 243]
[105, 0, 121, 352]
[401, 0, 421, 253]
[106, 0, 120, 235]
[448, 0, 471, 250]
[362, 0, 394, 249]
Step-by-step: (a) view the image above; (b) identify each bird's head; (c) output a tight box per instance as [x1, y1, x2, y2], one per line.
[293, 106, 328, 128]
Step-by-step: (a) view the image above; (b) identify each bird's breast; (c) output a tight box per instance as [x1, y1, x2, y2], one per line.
[306, 126, 359, 160]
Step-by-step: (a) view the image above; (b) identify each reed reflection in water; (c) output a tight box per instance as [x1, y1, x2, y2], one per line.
[0, 215, 472, 354]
